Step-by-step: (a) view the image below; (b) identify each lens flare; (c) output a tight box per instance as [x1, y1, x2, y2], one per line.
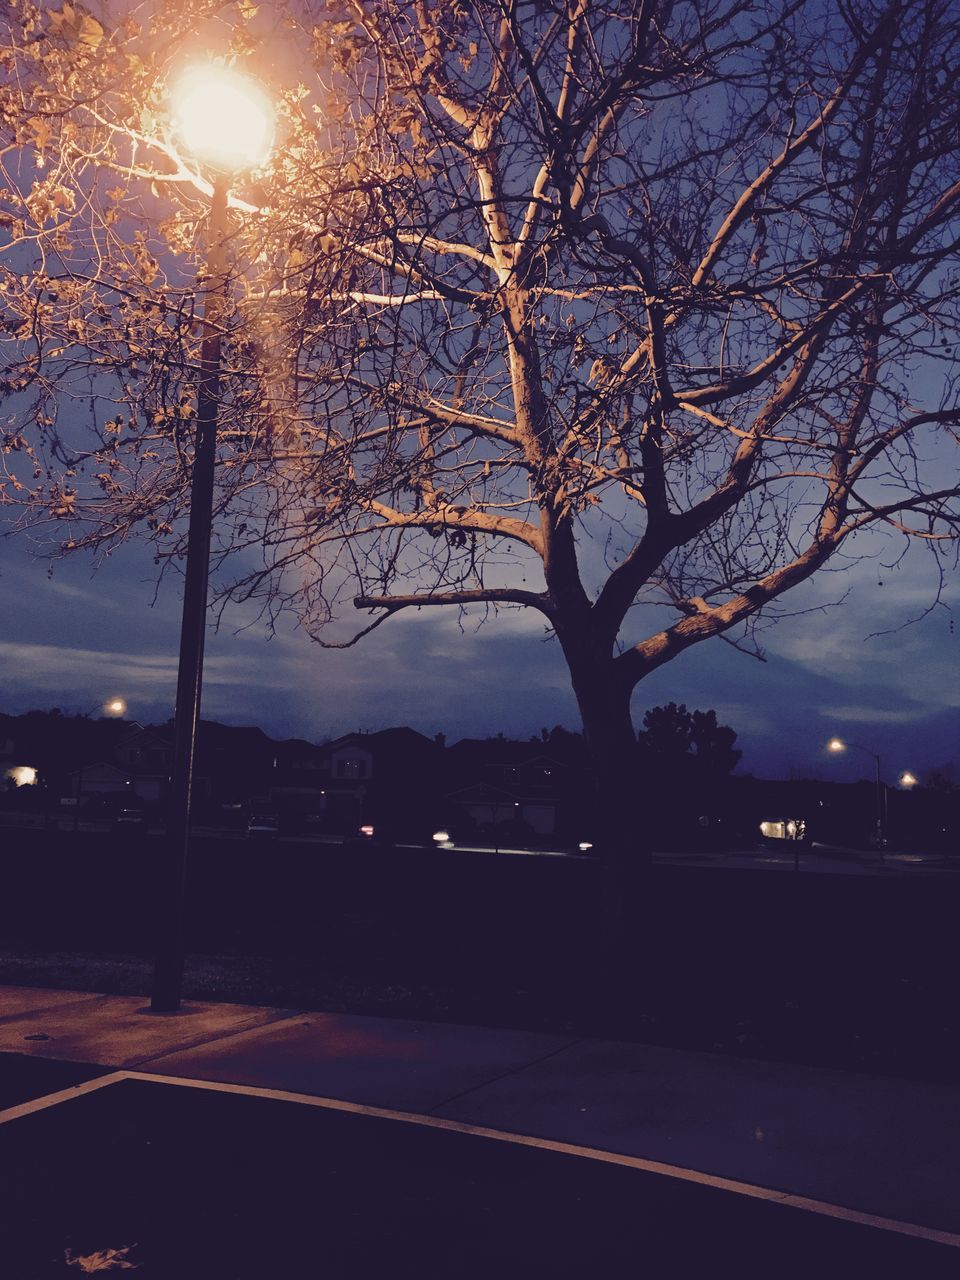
[171, 66, 274, 173]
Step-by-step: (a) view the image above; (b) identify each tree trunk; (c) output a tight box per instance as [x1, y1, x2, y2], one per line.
[562, 646, 649, 999]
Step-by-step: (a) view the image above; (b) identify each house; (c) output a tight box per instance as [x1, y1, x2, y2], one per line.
[0, 710, 132, 799]
[444, 782, 526, 834]
[69, 760, 134, 800]
[321, 728, 443, 835]
[269, 737, 329, 817]
[444, 737, 588, 842]
[113, 725, 174, 804]
[193, 721, 275, 810]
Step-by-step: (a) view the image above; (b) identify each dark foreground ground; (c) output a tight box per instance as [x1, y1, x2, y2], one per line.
[0, 1062, 955, 1279]
[3, 829, 960, 1085]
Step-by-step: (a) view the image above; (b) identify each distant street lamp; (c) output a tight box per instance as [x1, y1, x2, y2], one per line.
[151, 65, 274, 1014]
[899, 771, 919, 789]
[79, 696, 126, 718]
[826, 737, 886, 850]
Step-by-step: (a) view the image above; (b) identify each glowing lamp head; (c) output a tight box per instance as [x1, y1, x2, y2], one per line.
[827, 737, 846, 754]
[899, 771, 918, 789]
[171, 66, 274, 173]
[6, 766, 37, 787]
[104, 698, 127, 717]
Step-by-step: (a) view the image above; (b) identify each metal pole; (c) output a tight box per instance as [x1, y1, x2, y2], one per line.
[874, 753, 885, 854]
[151, 176, 230, 1012]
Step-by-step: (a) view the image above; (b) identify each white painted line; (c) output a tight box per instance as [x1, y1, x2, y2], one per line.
[0, 1071, 128, 1126]
[118, 1070, 960, 1251]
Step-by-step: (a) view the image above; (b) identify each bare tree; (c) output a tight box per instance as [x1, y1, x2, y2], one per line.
[2, 0, 959, 885]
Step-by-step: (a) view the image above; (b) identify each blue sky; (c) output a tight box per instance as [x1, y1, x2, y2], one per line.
[0, 529, 955, 783]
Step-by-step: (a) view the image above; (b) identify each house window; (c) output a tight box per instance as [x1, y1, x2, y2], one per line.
[335, 756, 370, 780]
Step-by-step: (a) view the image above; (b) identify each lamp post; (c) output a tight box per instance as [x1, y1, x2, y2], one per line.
[826, 737, 886, 851]
[65, 697, 128, 829]
[79, 697, 126, 718]
[151, 66, 273, 1013]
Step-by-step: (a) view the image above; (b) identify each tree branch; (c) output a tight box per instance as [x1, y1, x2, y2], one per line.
[354, 586, 555, 618]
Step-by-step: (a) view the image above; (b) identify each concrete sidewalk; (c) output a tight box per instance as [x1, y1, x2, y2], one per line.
[1, 983, 958, 1243]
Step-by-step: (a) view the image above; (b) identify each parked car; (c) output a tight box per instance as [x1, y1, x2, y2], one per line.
[113, 806, 148, 832]
[247, 813, 280, 837]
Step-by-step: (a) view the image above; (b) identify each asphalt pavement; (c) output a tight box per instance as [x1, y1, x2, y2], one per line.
[2, 1067, 956, 1279]
[2, 813, 955, 874]
[1, 982, 959, 1276]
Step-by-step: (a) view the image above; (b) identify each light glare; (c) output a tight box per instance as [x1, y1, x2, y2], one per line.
[172, 66, 274, 173]
[6, 765, 37, 787]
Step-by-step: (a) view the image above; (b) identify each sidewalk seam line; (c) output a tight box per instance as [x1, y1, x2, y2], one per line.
[124, 1008, 304, 1069]
[424, 1036, 586, 1115]
[0, 992, 111, 1025]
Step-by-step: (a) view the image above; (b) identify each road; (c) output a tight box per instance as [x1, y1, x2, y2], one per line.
[1, 1057, 956, 1278]
[654, 842, 957, 876]
[0, 812, 954, 875]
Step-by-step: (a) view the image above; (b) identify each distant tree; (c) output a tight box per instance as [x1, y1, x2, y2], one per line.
[688, 710, 742, 781]
[1, 0, 959, 928]
[926, 769, 959, 794]
[638, 702, 741, 785]
[639, 704, 697, 766]
[532, 725, 586, 752]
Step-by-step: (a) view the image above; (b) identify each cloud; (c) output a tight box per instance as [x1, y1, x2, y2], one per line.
[0, 637, 301, 731]
[1, 503, 956, 773]
[226, 606, 577, 742]
[0, 640, 176, 687]
[821, 704, 931, 725]
[758, 572, 958, 712]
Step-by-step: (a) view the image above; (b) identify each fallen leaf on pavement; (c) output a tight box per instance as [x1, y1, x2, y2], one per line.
[65, 1245, 139, 1272]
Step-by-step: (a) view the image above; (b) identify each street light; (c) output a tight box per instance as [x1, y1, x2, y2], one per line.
[78, 696, 126, 718]
[899, 771, 919, 789]
[826, 737, 886, 850]
[151, 65, 274, 1014]
[171, 65, 274, 174]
